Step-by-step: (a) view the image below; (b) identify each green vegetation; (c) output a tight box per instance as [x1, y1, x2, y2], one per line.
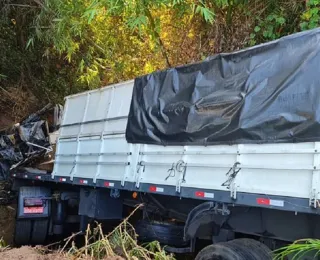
[70, 222, 175, 259]
[0, 0, 314, 117]
[0, 237, 6, 248]
[57, 205, 175, 259]
[274, 239, 320, 260]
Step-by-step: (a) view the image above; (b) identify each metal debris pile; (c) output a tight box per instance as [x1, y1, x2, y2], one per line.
[0, 104, 62, 181]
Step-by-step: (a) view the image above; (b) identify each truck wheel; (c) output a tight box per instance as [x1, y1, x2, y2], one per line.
[30, 219, 49, 245]
[135, 220, 188, 247]
[195, 243, 244, 260]
[227, 238, 272, 260]
[14, 219, 32, 246]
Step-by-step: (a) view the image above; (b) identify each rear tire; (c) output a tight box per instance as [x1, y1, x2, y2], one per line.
[227, 238, 272, 260]
[195, 239, 272, 260]
[195, 243, 243, 260]
[14, 219, 32, 246]
[30, 219, 49, 245]
[135, 220, 187, 247]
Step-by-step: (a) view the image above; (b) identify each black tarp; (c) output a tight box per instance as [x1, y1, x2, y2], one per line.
[126, 28, 320, 146]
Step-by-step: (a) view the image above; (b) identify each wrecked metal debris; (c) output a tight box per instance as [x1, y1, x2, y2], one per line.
[0, 104, 62, 180]
[0, 161, 9, 181]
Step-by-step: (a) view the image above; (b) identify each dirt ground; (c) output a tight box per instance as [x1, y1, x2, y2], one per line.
[0, 204, 16, 245]
[0, 247, 125, 260]
[0, 204, 125, 260]
[0, 247, 68, 260]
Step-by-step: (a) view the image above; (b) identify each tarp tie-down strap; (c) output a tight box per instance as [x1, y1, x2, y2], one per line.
[222, 162, 241, 188]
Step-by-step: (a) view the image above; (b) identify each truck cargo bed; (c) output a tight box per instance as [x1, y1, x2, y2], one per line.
[45, 81, 320, 214]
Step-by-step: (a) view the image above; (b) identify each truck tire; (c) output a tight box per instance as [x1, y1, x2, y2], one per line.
[30, 219, 49, 245]
[195, 243, 244, 260]
[135, 220, 188, 247]
[227, 238, 272, 260]
[14, 219, 32, 246]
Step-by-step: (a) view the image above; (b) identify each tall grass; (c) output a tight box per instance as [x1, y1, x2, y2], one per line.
[274, 239, 320, 260]
[61, 205, 175, 260]
[0, 237, 6, 249]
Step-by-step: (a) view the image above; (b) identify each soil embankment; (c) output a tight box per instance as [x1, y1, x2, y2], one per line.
[0, 247, 125, 259]
[0, 247, 68, 260]
[0, 204, 15, 245]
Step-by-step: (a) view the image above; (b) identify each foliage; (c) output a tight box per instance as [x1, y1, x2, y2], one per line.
[274, 239, 320, 260]
[250, 13, 286, 44]
[0, 0, 320, 115]
[62, 205, 175, 260]
[0, 0, 89, 112]
[249, 1, 305, 45]
[28, 0, 268, 87]
[29, 0, 221, 86]
[300, 0, 320, 30]
[0, 237, 6, 248]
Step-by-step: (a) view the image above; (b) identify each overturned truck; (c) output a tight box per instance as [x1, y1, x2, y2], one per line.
[11, 28, 320, 259]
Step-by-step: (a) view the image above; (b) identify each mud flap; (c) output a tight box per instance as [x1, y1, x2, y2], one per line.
[17, 186, 51, 219]
[79, 188, 123, 220]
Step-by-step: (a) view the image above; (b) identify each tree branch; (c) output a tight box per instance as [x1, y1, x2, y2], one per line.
[8, 4, 40, 8]
[142, 3, 171, 68]
[32, 0, 44, 8]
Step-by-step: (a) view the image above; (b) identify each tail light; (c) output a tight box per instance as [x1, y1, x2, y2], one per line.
[23, 198, 45, 214]
[24, 198, 44, 207]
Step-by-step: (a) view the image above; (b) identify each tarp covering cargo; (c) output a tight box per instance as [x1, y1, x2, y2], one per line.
[126, 28, 320, 146]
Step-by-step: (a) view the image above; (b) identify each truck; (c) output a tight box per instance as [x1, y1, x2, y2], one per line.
[11, 28, 320, 260]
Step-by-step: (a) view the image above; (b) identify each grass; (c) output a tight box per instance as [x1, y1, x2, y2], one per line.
[57, 205, 176, 260]
[274, 239, 320, 260]
[0, 237, 6, 248]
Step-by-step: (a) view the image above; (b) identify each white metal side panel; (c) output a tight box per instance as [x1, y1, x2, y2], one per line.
[53, 138, 78, 178]
[137, 145, 186, 188]
[52, 78, 320, 202]
[178, 145, 238, 192]
[137, 142, 318, 199]
[59, 94, 88, 137]
[53, 81, 134, 182]
[91, 134, 134, 182]
[234, 143, 314, 198]
[59, 80, 133, 138]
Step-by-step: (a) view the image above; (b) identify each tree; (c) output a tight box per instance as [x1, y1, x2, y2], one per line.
[28, 0, 219, 86]
[0, 0, 315, 109]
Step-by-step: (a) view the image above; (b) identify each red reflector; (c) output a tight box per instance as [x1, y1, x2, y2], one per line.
[257, 198, 270, 205]
[104, 182, 115, 187]
[195, 191, 205, 197]
[24, 206, 44, 214]
[149, 186, 157, 192]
